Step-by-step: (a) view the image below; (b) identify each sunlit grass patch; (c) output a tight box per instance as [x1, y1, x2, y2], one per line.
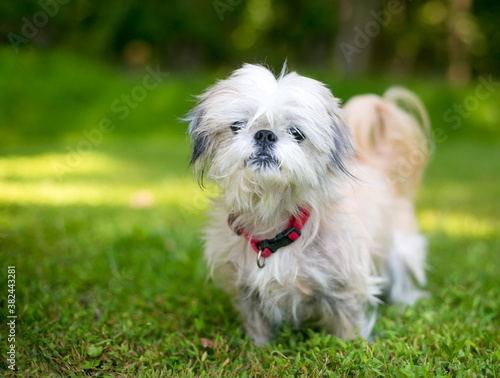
[0, 179, 209, 208]
[419, 209, 499, 239]
[0, 152, 124, 180]
[0, 138, 218, 210]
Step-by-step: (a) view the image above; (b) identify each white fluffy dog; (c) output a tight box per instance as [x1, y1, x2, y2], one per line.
[186, 64, 430, 345]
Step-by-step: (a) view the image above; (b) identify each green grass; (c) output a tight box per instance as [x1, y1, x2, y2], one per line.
[0, 49, 499, 376]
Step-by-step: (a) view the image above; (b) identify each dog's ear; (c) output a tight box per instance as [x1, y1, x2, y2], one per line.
[326, 108, 356, 178]
[185, 105, 209, 186]
[187, 107, 206, 164]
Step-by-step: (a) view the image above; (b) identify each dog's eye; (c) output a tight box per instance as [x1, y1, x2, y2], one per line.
[288, 127, 306, 142]
[230, 121, 245, 134]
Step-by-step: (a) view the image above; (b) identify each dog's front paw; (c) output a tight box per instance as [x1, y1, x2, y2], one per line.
[238, 290, 276, 346]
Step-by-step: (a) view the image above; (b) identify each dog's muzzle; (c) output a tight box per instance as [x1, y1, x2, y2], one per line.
[246, 151, 280, 168]
[247, 129, 279, 168]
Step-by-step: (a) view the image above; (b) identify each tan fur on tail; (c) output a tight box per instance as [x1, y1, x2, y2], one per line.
[343, 87, 431, 199]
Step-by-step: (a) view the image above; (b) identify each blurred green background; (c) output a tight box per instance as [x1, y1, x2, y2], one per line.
[0, 0, 499, 375]
[1, 0, 500, 143]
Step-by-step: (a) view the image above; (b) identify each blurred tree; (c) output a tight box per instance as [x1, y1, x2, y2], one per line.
[333, 0, 381, 76]
[446, 0, 473, 84]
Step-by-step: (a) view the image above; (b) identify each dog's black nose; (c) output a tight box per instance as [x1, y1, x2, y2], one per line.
[254, 129, 277, 147]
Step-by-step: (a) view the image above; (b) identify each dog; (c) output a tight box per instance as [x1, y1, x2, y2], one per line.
[185, 64, 430, 345]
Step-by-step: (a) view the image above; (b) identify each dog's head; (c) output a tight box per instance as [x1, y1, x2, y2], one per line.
[186, 64, 354, 216]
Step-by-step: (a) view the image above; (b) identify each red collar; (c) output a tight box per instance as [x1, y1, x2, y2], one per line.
[228, 208, 310, 260]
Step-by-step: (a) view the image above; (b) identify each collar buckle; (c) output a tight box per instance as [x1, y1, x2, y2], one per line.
[257, 225, 301, 254]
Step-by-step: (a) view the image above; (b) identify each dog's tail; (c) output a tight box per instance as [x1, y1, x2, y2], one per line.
[343, 87, 431, 199]
[344, 88, 431, 305]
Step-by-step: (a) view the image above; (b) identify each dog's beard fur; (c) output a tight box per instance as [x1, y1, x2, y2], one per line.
[186, 64, 430, 345]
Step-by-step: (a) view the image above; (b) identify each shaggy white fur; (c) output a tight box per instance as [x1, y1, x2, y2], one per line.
[186, 64, 430, 345]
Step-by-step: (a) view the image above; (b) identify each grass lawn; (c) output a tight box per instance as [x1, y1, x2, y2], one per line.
[0, 49, 499, 376]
